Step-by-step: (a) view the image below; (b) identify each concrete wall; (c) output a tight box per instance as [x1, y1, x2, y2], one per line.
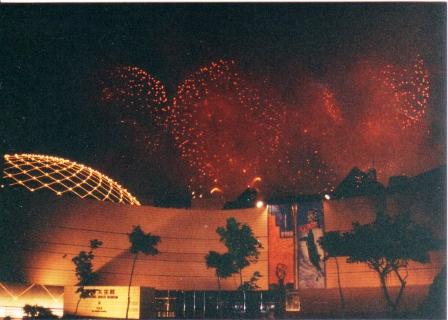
[0, 282, 63, 318]
[267, 194, 445, 291]
[323, 195, 445, 289]
[296, 285, 431, 317]
[267, 213, 295, 286]
[12, 190, 446, 293]
[20, 196, 269, 290]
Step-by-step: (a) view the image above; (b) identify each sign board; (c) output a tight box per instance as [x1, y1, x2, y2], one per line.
[285, 290, 301, 312]
[64, 286, 155, 319]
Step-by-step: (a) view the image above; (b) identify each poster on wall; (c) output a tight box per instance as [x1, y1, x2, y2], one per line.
[297, 201, 325, 288]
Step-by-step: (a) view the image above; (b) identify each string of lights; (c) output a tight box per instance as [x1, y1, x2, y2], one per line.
[3, 154, 141, 206]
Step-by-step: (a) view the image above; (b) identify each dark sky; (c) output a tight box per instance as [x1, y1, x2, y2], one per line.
[0, 4, 446, 205]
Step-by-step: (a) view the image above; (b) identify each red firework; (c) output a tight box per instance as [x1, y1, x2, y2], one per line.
[381, 56, 430, 128]
[99, 66, 169, 149]
[167, 59, 282, 196]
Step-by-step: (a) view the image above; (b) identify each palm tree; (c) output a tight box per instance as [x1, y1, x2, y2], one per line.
[126, 226, 160, 320]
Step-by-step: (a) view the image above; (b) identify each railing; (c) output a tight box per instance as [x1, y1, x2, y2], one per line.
[154, 290, 280, 319]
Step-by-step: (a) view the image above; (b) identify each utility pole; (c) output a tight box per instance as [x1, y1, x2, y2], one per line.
[291, 203, 299, 289]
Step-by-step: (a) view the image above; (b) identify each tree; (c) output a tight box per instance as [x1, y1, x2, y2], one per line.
[23, 304, 58, 319]
[417, 264, 446, 318]
[126, 226, 160, 320]
[205, 251, 236, 317]
[223, 188, 258, 209]
[239, 271, 262, 291]
[71, 239, 103, 315]
[216, 217, 263, 288]
[205, 251, 236, 291]
[319, 212, 439, 315]
[319, 231, 346, 316]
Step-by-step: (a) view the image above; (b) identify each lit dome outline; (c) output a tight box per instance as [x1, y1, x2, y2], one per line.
[3, 153, 141, 205]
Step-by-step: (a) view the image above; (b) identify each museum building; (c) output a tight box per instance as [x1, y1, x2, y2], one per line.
[0, 154, 445, 318]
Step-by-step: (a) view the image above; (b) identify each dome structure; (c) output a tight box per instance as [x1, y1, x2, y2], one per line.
[3, 153, 141, 205]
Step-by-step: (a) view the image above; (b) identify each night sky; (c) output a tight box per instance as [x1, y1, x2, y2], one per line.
[1, 4, 446, 206]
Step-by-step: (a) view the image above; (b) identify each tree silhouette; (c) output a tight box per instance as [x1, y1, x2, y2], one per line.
[205, 251, 236, 316]
[205, 251, 236, 291]
[71, 239, 103, 315]
[126, 226, 160, 320]
[216, 217, 262, 288]
[23, 304, 57, 319]
[319, 231, 346, 316]
[223, 188, 258, 209]
[319, 212, 440, 315]
[239, 271, 262, 291]
[417, 264, 446, 318]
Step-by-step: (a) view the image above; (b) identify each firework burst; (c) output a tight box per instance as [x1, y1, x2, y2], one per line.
[167, 59, 282, 196]
[381, 56, 430, 128]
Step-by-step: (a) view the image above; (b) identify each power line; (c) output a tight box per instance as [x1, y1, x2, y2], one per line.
[22, 266, 232, 279]
[32, 240, 268, 256]
[54, 225, 268, 240]
[18, 247, 268, 263]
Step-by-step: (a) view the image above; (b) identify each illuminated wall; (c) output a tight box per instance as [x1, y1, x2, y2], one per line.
[0, 283, 63, 319]
[323, 196, 445, 289]
[267, 214, 294, 286]
[19, 196, 269, 291]
[9, 190, 446, 294]
[267, 195, 445, 290]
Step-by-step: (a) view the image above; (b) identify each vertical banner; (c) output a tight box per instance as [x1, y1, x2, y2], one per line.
[297, 201, 325, 288]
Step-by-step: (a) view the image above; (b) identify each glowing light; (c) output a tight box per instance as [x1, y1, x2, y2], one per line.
[3, 154, 140, 205]
[0, 283, 63, 318]
[256, 200, 264, 208]
[324, 194, 331, 200]
[210, 187, 223, 194]
[250, 176, 262, 186]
